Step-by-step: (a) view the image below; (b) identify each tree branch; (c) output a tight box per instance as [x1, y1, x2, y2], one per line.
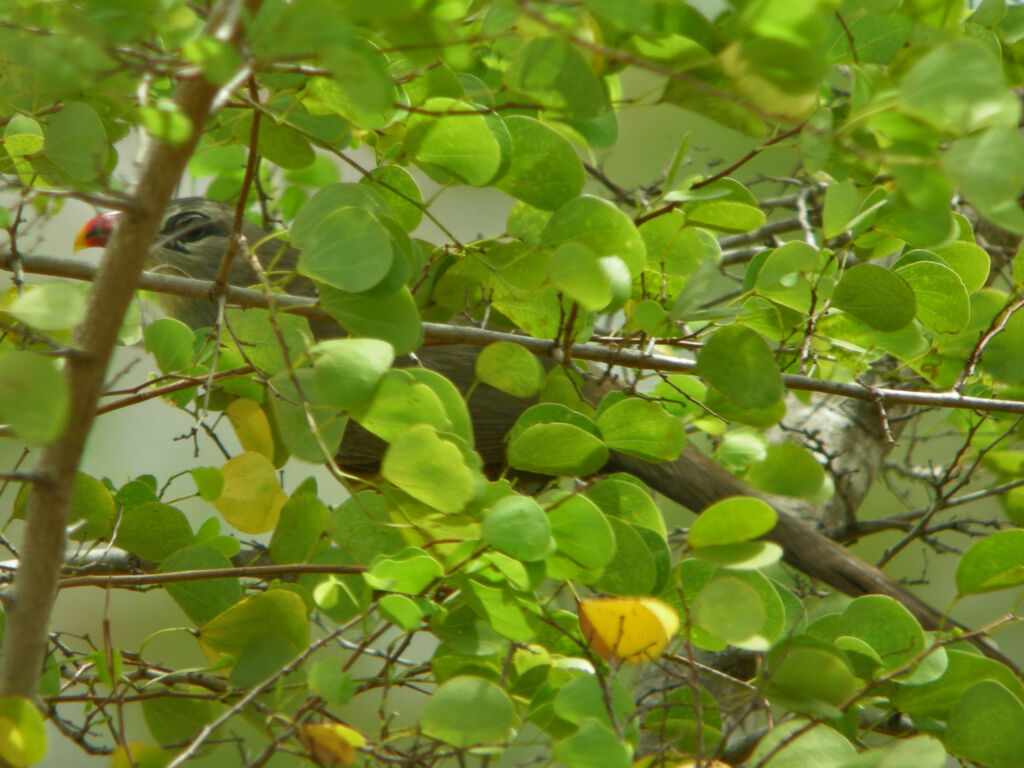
[7, 254, 1024, 418]
[0, 1, 242, 702]
[55, 562, 365, 589]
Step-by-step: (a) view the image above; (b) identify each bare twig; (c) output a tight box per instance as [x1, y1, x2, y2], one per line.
[55, 562, 365, 589]
[8, 255, 1024, 418]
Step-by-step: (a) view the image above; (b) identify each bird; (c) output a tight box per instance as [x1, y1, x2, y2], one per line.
[74, 197, 1007, 663]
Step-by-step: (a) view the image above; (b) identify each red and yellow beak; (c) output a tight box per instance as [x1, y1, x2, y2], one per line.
[73, 210, 122, 251]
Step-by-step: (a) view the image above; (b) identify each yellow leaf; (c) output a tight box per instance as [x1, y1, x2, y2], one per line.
[226, 398, 275, 459]
[214, 452, 286, 533]
[0, 696, 46, 767]
[297, 723, 366, 767]
[578, 596, 679, 664]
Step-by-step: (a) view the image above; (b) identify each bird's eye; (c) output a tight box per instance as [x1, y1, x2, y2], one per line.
[162, 212, 219, 246]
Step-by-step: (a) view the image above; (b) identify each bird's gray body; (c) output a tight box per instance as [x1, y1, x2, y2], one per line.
[146, 198, 544, 476]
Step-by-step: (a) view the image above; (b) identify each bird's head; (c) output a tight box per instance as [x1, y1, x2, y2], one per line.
[75, 198, 303, 329]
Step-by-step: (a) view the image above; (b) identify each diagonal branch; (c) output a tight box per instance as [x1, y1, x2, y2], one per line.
[0, 1, 245, 702]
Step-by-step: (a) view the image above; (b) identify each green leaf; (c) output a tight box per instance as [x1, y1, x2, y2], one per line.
[692, 574, 765, 648]
[0, 351, 70, 445]
[956, 528, 1024, 594]
[419, 676, 517, 747]
[547, 494, 617, 573]
[843, 735, 946, 768]
[684, 199, 765, 233]
[296, 206, 393, 292]
[320, 38, 397, 130]
[349, 369, 449, 443]
[823, 179, 860, 239]
[292, 183, 389, 242]
[380, 593, 431, 631]
[507, 200, 552, 244]
[329, 491, 406, 564]
[380, 424, 474, 513]
[586, 477, 665, 537]
[464, 578, 535, 641]
[43, 101, 106, 181]
[405, 97, 506, 186]
[365, 547, 443, 594]
[831, 263, 916, 332]
[183, 35, 241, 85]
[752, 241, 819, 313]
[6, 282, 86, 331]
[310, 338, 394, 408]
[475, 342, 545, 398]
[364, 165, 423, 231]
[548, 242, 613, 311]
[199, 590, 309, 674]
[933, 240, 990, 294]
[638, 215, 717, 296]
[431, 605, 506, 657]
[307, 660, 355, 707]
[505, 37, 609, 119]
[693, 571, 783, 651]
[592, 517, 657, 595]
[507, 422, 608, 477]
[494, 116, 584, 210]
[901, 39, 1019, 133]
[269, 369, 348, 463]
[0, 696, 47, 767]
[748, 719, 856, 768]
[662, 66, 767, 137]
[269, 492, 329, 564]
[689, 496, 777, 548]
[552, 719, 630, 768]
[319, 284, 423, 355]
[483, 495, 554, 562]
[542, 195, 646, 277]
[304, 553, 371, 625]
[223, 308, 311, 375]
[553, 675, 634, 728]
[828, 11, 914, 65]
[837, 595, 925, 674]
[403, 368, 473, 446]
[144, 317, 195, 373]
[2, 114, 43, 158]
[874, 203, 956, 249]
[894, 260, 969, 334]
[943, 126, 1024, 235]
[745, 443, 826, 499]
[596, 397, 686, 462]
[142, 693, 220, 749]
[63, 472, 115, 541]
[114, 502, 193, 562]
[890, 649, 1024, 719]
[233, 112, 314, 170]
[158, 546, 241, 626]
[695, 325, 783, 410]
[764, 637, 862, 719]
[947, 681, 1024, 768]
[691, 540, 783, 570]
